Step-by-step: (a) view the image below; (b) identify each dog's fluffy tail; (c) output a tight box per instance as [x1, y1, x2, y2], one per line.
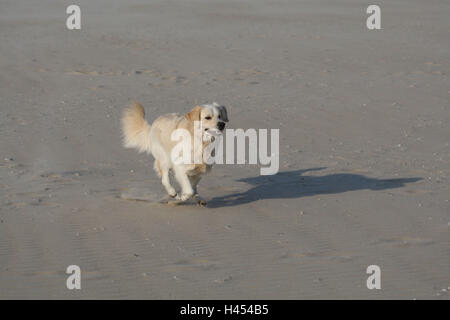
[121, 101, 152, 153]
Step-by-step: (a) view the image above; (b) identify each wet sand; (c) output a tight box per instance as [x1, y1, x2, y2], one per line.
[0, 0, 449, 299]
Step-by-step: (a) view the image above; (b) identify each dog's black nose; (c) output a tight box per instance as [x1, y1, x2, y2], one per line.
[217, 122, 225, 131]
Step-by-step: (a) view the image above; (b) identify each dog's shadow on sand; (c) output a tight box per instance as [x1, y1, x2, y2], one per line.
[208, 168, 421, 208]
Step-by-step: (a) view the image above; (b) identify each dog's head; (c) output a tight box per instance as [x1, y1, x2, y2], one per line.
[186, 103, 228, 138]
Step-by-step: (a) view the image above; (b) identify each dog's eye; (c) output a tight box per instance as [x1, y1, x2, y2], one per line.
[205, 116, 212, 120]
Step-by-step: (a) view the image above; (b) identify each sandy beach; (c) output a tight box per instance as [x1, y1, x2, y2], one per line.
[0, 0, 449, 299]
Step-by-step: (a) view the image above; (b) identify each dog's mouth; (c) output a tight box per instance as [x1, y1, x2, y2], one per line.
[203, 128, 223, 142]
[204, 128, 223, 134]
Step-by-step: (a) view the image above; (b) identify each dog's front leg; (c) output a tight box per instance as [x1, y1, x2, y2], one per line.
[174, 167, 194, 201]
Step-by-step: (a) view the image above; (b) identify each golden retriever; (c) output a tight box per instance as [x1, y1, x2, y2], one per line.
[121, 101, 228, 205]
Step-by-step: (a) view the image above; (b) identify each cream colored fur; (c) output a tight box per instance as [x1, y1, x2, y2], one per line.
[121, 101, 228, 205]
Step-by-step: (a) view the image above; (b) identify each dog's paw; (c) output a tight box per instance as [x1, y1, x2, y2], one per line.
[166, 188, 177, 198]
[196, 199, 207, 207]
[176, 192, 193, 202]
[194, 194, 207, 207]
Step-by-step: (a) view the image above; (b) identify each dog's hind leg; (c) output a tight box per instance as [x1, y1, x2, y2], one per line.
[189, 174, 202, 195]
[162, 169, 177, 198]
[154, 160, 177, 198]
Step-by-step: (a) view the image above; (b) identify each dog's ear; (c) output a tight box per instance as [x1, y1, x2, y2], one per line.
[186, 106, 203, 122]
[217, 105, 229, 122]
